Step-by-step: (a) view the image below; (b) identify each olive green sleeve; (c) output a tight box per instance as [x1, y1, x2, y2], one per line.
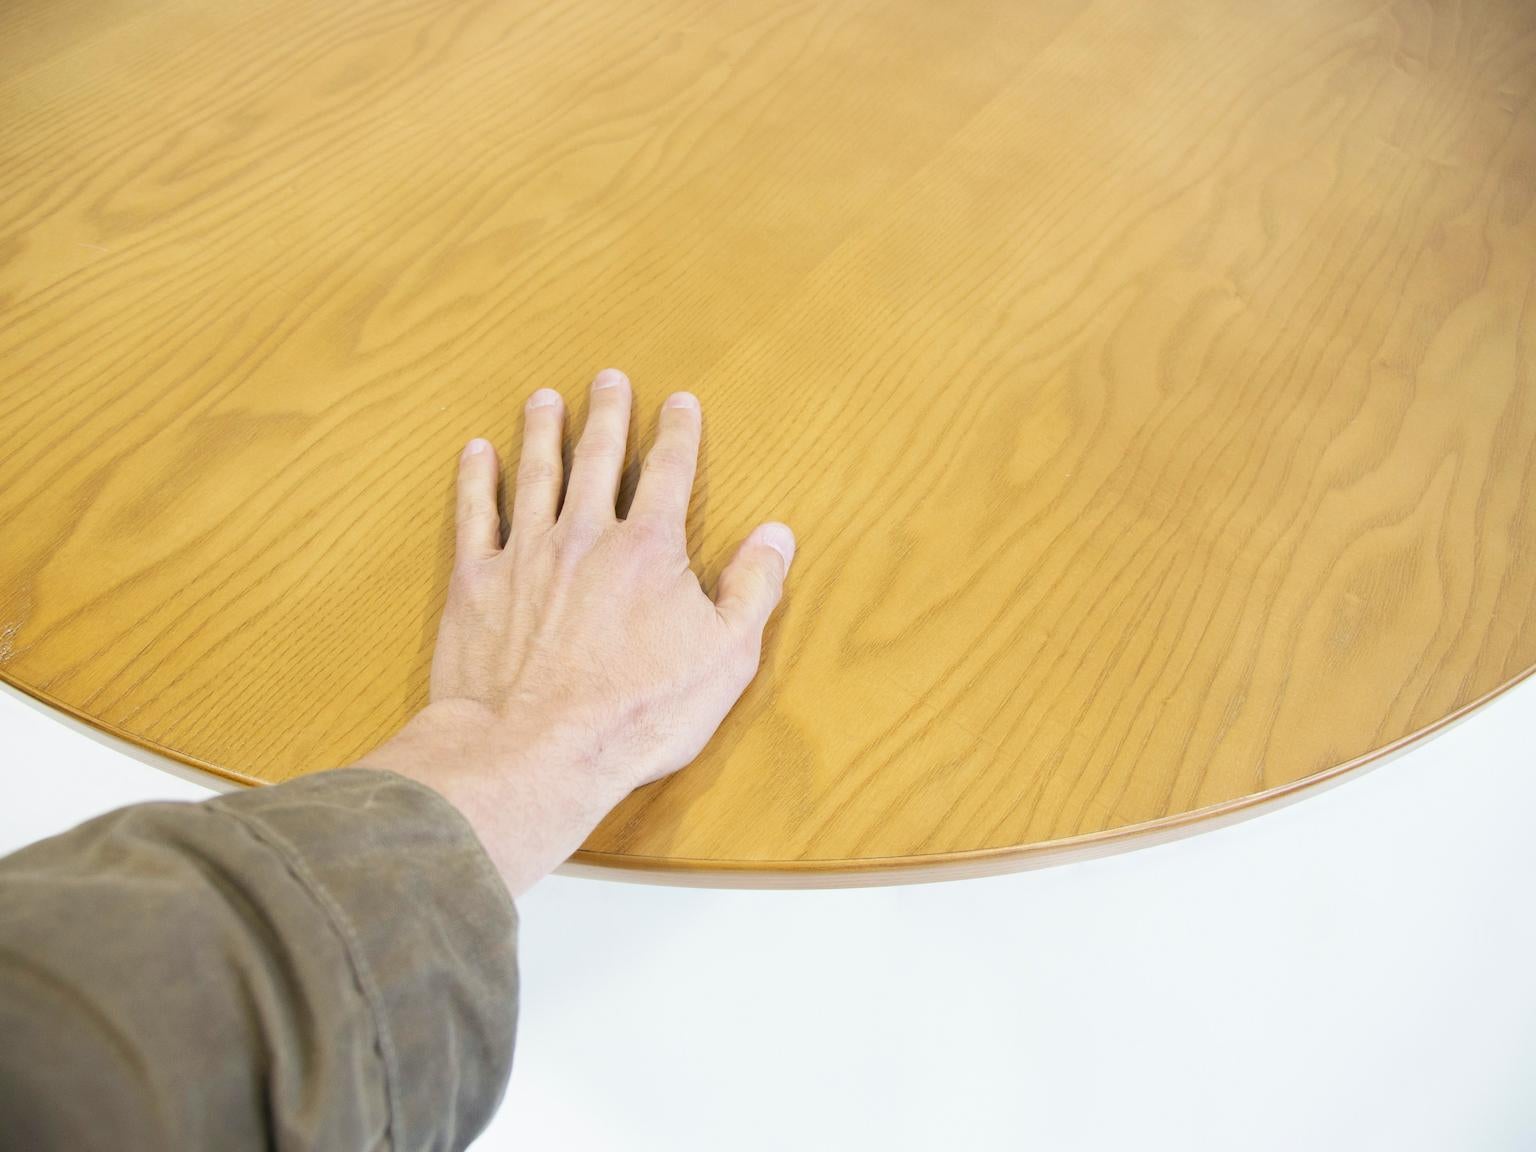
[0, 767, 518, 1151]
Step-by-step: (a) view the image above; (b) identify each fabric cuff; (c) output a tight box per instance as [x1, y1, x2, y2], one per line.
[208, 768, 518, 1151]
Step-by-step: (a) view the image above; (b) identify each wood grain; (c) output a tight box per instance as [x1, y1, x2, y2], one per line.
[2, 0, 1534, 881]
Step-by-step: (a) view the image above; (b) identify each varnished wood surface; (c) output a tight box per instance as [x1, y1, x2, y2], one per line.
[2, 0, 1535, 881]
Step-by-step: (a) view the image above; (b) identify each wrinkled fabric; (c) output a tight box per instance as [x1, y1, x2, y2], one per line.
[0, 768, 518, 1151]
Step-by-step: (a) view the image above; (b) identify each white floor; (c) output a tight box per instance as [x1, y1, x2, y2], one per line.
[2, 679, 1533, 1152]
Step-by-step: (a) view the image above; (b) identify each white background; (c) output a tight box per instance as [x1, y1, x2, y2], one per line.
[2, 679, 1533, 1151]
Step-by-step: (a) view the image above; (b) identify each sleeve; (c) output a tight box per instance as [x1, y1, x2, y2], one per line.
[0, 767, 519, 1152]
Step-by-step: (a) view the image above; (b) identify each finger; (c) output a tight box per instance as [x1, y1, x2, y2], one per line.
[629, 391, 700, 528]
[562, 368, 632, 523]
[715, 522, 795, 634]
[510, 387, 566, 538]
[455, 438, 502, 561]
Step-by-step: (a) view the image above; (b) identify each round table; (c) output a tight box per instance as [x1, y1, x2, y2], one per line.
[3, 0, 1533, 884]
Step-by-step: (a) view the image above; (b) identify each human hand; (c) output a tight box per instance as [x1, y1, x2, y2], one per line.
[357, 369, 794, 896]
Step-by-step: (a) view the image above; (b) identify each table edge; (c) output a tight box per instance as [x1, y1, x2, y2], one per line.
[4, 661, 1530, 887]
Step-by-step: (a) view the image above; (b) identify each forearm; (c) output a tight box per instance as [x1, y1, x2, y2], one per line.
[356, 700, 625, 897]
[0, 768, 518, 1151]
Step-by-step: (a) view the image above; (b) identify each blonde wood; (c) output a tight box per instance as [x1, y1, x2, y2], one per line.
[2, 0, 1534, 882]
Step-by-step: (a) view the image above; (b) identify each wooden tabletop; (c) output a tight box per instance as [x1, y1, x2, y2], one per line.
[3, 0, 1534, 884]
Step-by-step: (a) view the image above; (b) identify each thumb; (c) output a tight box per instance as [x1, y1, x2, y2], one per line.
[715, 521, 795, 633]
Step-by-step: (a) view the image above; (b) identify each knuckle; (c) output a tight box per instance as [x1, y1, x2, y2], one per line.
[460, 513, 497, 540]
[624, 514, 660, 542]
[643, 447, 692, 476]
[756, 557, 787, 592]
[447, 562, 491, 602]
[505, 522, 553, 556]
[557, 516, 607, 555]
[516, 457, 561, 487]
[627, 514, 684, 551]
[738, 565, 775, 600]
[730, 627, 764, 674]
[455, 507, 500, 549]
[574, 432, 623, 462]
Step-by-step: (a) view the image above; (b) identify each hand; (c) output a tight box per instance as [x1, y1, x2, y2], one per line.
[356, 368, 795, 896]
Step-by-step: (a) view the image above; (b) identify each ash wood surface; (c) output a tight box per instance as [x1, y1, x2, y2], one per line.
[2, 0, 1535, 881]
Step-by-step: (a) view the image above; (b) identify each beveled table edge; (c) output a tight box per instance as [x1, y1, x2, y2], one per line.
[4, 662, 1530, 888]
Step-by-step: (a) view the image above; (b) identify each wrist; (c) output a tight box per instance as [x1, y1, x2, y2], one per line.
[354, 699, 496, 779]
[353, 698, 626, 897]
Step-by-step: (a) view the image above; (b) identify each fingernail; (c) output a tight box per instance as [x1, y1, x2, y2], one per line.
[463, 438, 491, 458]
[753, 522, 796, 572]
[527, 388, 561, 409]
[593, 368, 629, 390]
[664, 391, 699, 411]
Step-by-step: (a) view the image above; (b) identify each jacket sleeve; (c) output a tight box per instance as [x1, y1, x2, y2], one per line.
[0, 767, 518, 1152]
